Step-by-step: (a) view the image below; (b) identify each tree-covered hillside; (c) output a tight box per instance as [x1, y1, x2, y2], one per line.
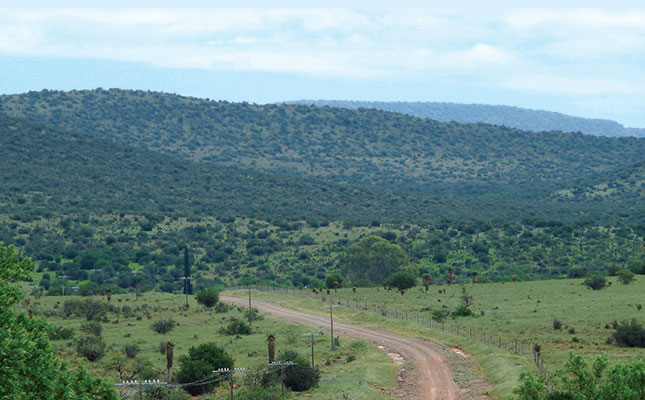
[1, 89, 644, 192]
[288, 100, 645, 138]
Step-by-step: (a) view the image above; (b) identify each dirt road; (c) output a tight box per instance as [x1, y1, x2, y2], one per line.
[221, 295, 459, 400]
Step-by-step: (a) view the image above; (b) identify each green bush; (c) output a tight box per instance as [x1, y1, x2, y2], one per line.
[278, 350, 320, 392]
[76, 334, 106, 362]
[195, 287, 219, 308]
[219, 319, 252, 335]
[48, 325, 75, 340]
[151, 318, 176, 334]
[80, 321, 103, 336]
[583, 274, 607, 290]
[384, 270, 417, 294]
[243, 307, 264, 322]
[176, 342, 234, 396]
[123, 343, 141, 358]
[616, 268, 635, 285]
[612, 319, 645, 347]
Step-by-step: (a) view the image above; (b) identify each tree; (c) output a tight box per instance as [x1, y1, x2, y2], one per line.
[514, 353, 645, 400]
[195, 287, 219, 308]
[422, 273, 432, 292]
[612, 319, 645, 348]
[384, 271, 417, 294]
[325, 275, 343, 291]
[176, 342, 234, 396]
[584, 274, 607, 290]
[279, 350, 321, 392]
[342, 236, 408, 285]
[0, 244, 117, 399]
[616, 268, 635, 285]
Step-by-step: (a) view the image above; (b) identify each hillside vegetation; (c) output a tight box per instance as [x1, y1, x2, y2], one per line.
[289, 100, 645, 138]
[1, 89, 644, 192]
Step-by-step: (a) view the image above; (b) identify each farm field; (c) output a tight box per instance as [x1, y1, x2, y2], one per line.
[18, 290, 399, 400]
[227, 276, 645, 397]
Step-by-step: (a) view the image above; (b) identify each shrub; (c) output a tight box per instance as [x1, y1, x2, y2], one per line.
[244, 307, 264, 322]
[195, 287, 219, 308]
[151, 318, 176, 334]
[76, 334, 106, 362]
[219, 319, 252, 335]
[384, 271, 417, 294]
[48, 325, 75, 340]
[80, 321, 103, 336]
[612, 319, 645, 347]
[616, 268, 635, 285]
[553, 319, 562, 330]
[431, 309, 450, 322]
[583, 275, 607, 290]
[123, 343, 141, 358]
[176, 342, 234, 396]
[278, 350, 320, 392]
[62, 298, 112, 321]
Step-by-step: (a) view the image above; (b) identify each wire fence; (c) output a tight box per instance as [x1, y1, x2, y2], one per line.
[228, 285, 554, 386]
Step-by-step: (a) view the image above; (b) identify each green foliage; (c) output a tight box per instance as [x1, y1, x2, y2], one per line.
[514, 354, 645, 399]
[583, 275, 607, 290]
[123, 343, 141, 358]
[343, 236, 409, 286]
[48, 325, 75, 340]
[76, 334, 106, 362]
[62, 299, 112, 321]
[278, 350, 321, 392]
[243, 307, 264, 322]
[175, 342, 234, 396]
[453, 291, 474, 317]
[0, 244, 116, 399]
[616, 268, 636, 285]
[612, 319, 645, 348]
[325, 274, 343, 289]
[195, 287, 219, 308]
[151, 318, 177, 334]
[219, 319, 252, 335]
[384, 271, 417, 294]
[80, 321, 103, 336]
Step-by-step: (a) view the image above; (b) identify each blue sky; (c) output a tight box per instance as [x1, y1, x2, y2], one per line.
[2, 8, 645, 127]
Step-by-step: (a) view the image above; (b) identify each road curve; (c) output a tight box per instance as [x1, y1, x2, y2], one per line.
[221, 295, 458, 400]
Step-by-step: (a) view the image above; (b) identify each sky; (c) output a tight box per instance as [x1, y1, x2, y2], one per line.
[2, 8, 645, 127]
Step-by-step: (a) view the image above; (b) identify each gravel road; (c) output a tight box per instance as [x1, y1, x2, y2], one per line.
[221, 295, 458, 400]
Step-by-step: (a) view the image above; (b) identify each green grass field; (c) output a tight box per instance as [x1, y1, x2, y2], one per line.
[227, 275, 645, 399]
[19, 290, 399, 399]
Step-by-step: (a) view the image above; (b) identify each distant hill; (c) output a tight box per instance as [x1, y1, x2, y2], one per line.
[1, 89, 644, 195]
[287, 100, 645, 138]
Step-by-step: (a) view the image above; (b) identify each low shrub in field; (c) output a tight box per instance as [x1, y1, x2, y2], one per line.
[616, 268, 635, 285]
[195, 287, 219, 308]
[76, 334, 106, 362]
[176, 342, 234, 396]
[123, 343, 141, 358]
[612, 319, 645, 347]
[48, 325, 75, 340]
[583, 275, 607, 290]
[431, 309, 450, 322]
[219, 319, 252, 335]
[553, 319, 562, 330]
[80, 321, 103, 336]
[63, 298, 113, 321]
[278, 350, 320, 392]
[244, 307, 264, 322]
[151, 318, 176, 334]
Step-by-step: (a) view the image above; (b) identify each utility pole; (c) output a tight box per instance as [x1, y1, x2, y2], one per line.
[269, 361, 296, 399]
[325, 299, 340, 350]
[302, 332, 323, 367]
[132, 270, 142, 301]
[213, 368, 248, 400]
[248, 286, 252, 326]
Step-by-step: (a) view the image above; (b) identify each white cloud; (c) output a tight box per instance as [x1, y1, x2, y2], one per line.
[506, 9, 645, 29]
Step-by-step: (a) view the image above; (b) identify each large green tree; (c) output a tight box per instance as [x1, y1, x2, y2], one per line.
[342, 235, 409, 285]
[0, 244, 117, 400]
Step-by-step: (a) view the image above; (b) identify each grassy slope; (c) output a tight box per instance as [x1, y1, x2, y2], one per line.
[227, 276, 645, 399]
[19, 290, 398, 400]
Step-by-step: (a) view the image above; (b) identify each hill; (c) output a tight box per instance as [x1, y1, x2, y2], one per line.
[1, 90, 644, 193]
[287, 100, 645, 138]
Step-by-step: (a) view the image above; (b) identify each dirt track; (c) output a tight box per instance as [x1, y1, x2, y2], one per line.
[221, 295, 458, 400]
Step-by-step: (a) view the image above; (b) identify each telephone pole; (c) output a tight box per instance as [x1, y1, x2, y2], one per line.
[302, 332, 323, 367]
[213, 368, 249, 400]
[269, 361, 296, 399]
